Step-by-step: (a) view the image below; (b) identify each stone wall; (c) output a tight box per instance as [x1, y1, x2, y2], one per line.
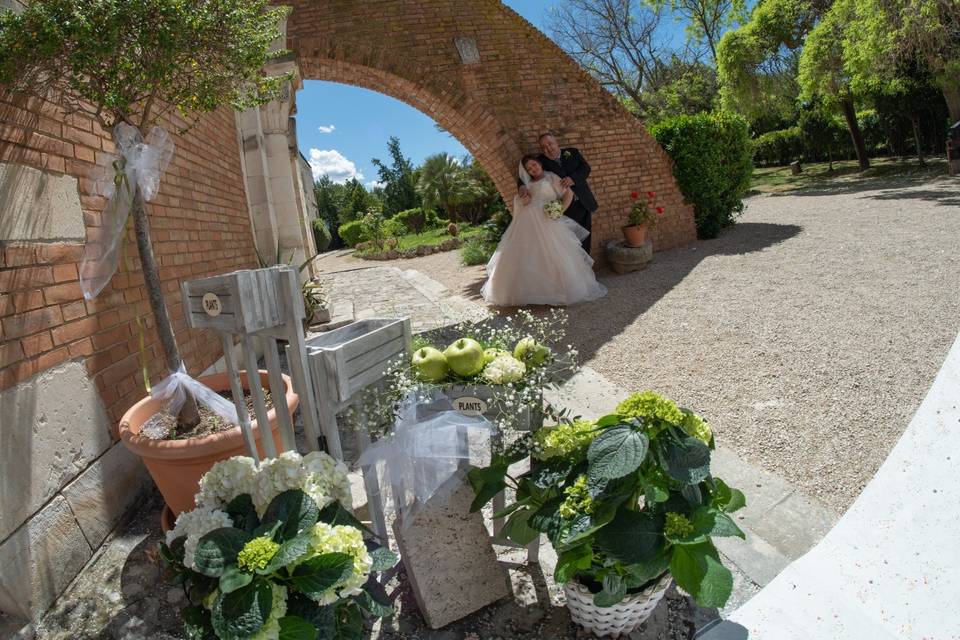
[0, 91, 258, 623]
[284, 0, 698, 258]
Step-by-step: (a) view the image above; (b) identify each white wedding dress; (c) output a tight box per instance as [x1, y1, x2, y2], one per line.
[482, 171, 607, 306]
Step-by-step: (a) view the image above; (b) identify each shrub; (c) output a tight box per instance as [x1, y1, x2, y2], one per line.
[383, 218, 407, 238]
[391, 207, 435, 233]
[461, 237, 495, 265]
[753, 127, 803, 166]
[312, 218, 332, 252]
[338, 220, 368, 247]
[651, 112, 753, 239]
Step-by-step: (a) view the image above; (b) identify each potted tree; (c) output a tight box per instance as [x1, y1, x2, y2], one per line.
[623, 191, 664, 247]
[468, 390, 745, 638]
[0, 0, 295, 516]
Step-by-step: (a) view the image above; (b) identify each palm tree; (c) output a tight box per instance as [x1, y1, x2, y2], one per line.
[416, 153, 484, 222]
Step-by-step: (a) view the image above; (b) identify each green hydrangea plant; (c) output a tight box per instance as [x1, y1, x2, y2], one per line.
[467, 390, 746, 609]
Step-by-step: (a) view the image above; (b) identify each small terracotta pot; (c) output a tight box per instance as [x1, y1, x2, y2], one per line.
[622, 224, 648, 247]
[119, 370, 299, 518]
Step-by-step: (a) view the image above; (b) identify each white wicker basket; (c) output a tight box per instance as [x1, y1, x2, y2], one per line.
[563, 572, 672, 638]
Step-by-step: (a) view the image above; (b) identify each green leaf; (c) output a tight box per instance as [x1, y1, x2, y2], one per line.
[211, 579, 273, 640]
[669, 542, 733, 608]
[194, 528, 252, 578]
[467, 465, 508, 512]
[225, 494, 260, 534]
[317, 502, 370, 534]
[624, 548, 671, 589]
[286, 593, 334, 631]
[554, 544, 592, 584]
[595, 414, 624, 428]
[219, 565, 253, 594]
[260, 533, 313, 574]
[594, 572, 627, 607]
[498, 509, 540, 546]
[711, 512, 746, 539]
[559, 501, 618, 548]
[277, 615, 318, 640]
[334, 601, 364, 640]
[354, 578, 394, 617]
[662, 436, 711, 485]
[529, 458, 576, 490]
[261, 490, 319, 542]
[181, 604, 215, 640]
[595, 509, 663, 564]
[252, 520, 282, 541]
[587, 425, 649, 480]
[289, 553, 353, 600]
[368, 546, 399, 572]
[681, 483, 703, 505]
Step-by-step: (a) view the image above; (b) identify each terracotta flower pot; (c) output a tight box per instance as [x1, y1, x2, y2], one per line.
[119, 370, 299, 518]
[622, 224, 648, 247]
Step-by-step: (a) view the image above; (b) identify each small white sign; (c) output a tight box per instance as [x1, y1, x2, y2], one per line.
[454, 396, 487, 416]
[202, 292, 222, 317]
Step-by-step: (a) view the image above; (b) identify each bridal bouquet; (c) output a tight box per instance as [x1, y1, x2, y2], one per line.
[161, 451, 398, 640]
[545, 199, 565, 220]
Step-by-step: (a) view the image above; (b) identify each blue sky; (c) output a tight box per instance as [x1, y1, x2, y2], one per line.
[295, 1, 686, 188]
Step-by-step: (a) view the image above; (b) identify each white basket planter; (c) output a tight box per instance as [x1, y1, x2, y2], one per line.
[564, 572, 673, 638]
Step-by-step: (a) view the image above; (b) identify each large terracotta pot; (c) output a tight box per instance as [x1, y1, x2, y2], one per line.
[119, 370, 299, 518]
[622, 224, 649, 247]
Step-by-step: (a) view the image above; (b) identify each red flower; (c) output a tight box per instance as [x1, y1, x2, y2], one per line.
[647, 191, 655, 199]
[630, 191, 639, 200]
[656, 206, 664, 215]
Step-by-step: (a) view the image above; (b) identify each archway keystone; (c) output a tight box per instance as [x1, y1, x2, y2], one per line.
[284, 0, 697, 256]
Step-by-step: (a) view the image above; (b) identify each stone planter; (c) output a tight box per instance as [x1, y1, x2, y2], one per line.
[564, 572, 672, 638]
[606, 240, 653, 274]
[118, 370, 298, 518]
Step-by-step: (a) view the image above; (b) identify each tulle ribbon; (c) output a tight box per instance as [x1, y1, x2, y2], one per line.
[358, 389, 497, 527]
[150, 363, 239, 426]
[80, 122, 174, 300]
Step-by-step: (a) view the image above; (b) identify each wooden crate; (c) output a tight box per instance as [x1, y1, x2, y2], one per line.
[180, 268, 293, 334]
[432, 384, 543, 432]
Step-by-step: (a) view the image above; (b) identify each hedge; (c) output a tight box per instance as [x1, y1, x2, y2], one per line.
[651, 112, 753, 239]
[753, 127, 803, 166]
[338, 220, 368, 247]
[312, 218, 332, 252]
[391, 207, 441, 234]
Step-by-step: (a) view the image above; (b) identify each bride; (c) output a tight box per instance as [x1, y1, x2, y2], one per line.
[482, 155, 607, 306]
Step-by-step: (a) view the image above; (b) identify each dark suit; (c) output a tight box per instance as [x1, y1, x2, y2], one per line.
[520, 147, 597, 252]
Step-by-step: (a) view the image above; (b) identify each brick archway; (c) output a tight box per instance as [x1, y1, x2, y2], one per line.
[285, 0, 697, 255]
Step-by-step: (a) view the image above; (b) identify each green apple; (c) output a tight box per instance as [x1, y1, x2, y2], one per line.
[443, 338, 486, 378]
[483, 347, 509, 364]
[514, 337, 551, 367]
[411, 346, 449, 383]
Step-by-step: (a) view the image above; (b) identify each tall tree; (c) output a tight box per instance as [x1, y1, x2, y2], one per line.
[416, 153, 483, 222]
[371, 136, 420, 216]
[648, 0, 747, 62]
[797, 0, 870, 169]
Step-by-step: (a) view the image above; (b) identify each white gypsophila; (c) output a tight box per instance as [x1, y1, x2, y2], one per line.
[483, 354, 526, 385]
[194, 456, 257, 509]
[166, 505, 234, 570]
[304, 523, 373, 605]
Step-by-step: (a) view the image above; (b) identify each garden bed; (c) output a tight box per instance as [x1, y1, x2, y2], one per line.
[354, 225, 482, 261]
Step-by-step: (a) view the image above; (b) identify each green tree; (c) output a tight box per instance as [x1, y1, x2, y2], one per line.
[797, 0, 870, 169]
[0, 0, 288, 430]
[625, 57, 719, 124]
[648, 0, 747, 62]
[371, 136, 420, 216]
[415, 153, 484, 223]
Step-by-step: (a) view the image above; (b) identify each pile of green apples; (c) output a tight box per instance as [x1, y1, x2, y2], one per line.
[411, 336, 551, 383]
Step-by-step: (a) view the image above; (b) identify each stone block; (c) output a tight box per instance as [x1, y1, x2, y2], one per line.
[0, 163, 84, 242]
[0, 361, 114, 541]
[393, 471, 510, 629]
[0, 496, 93, 621]
[605, 240, 653, 274]
[62, 442, 151, 548]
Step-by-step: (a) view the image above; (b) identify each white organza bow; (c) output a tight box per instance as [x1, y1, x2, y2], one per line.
[150, 363, 240, 427]
[80, 122, 174, 300]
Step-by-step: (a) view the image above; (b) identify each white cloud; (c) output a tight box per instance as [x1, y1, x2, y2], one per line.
[308, 148, 364, 183]
[317, 124, 336, 134]
[366, 180, 386, 190]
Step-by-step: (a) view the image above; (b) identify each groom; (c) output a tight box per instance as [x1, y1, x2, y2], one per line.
[520, 132, 598, 253]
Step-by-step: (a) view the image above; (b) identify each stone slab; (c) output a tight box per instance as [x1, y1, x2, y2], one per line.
[0, 361, 114, 542]
[62, 442, 151, 548]
[0, 162, 84, 242]
[0, 496, 92, 621]
[393, 471, 511, 629]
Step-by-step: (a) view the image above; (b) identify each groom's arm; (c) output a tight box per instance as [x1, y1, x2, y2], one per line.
[564, 148, 592, 186]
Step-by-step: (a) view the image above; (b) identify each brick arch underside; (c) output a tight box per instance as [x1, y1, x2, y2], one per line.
[285, 0, 697, 256]
[302, 58, 523, 203]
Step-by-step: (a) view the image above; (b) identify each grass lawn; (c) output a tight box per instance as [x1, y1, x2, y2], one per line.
[355, 224, 484, 256]
[751, 156, 949, 194]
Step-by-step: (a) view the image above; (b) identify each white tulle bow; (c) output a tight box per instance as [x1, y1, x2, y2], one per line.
[150, 363, 239, 427]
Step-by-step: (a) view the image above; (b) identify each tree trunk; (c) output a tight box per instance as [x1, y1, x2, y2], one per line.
[911, 115, 925, 165]
[840, 96, 870, 170]
[131, 187, 200, 429]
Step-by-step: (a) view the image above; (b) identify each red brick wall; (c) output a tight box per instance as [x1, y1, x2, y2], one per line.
[0, 93, 257, 422]
[285, 0, 697, 258]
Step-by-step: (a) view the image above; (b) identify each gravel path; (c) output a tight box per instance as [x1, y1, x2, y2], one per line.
[321, 174, 960, 511]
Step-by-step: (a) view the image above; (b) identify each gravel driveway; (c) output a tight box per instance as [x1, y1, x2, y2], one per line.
[319, 174, 960, 511]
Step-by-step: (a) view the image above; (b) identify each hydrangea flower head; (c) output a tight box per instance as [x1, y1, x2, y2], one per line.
[237, 536, 280, 572]
[533, 419, 595, 461]
[166, 505, 233, 570]
[483, 354, 526, 385]
[616, 391, 684, 426]
[195, 456, 257, 509]
[303, 523, 372, 605]
[559, 474, 594, 519]
[681, 409, 712, 445]
[665, 512, 694, 538]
